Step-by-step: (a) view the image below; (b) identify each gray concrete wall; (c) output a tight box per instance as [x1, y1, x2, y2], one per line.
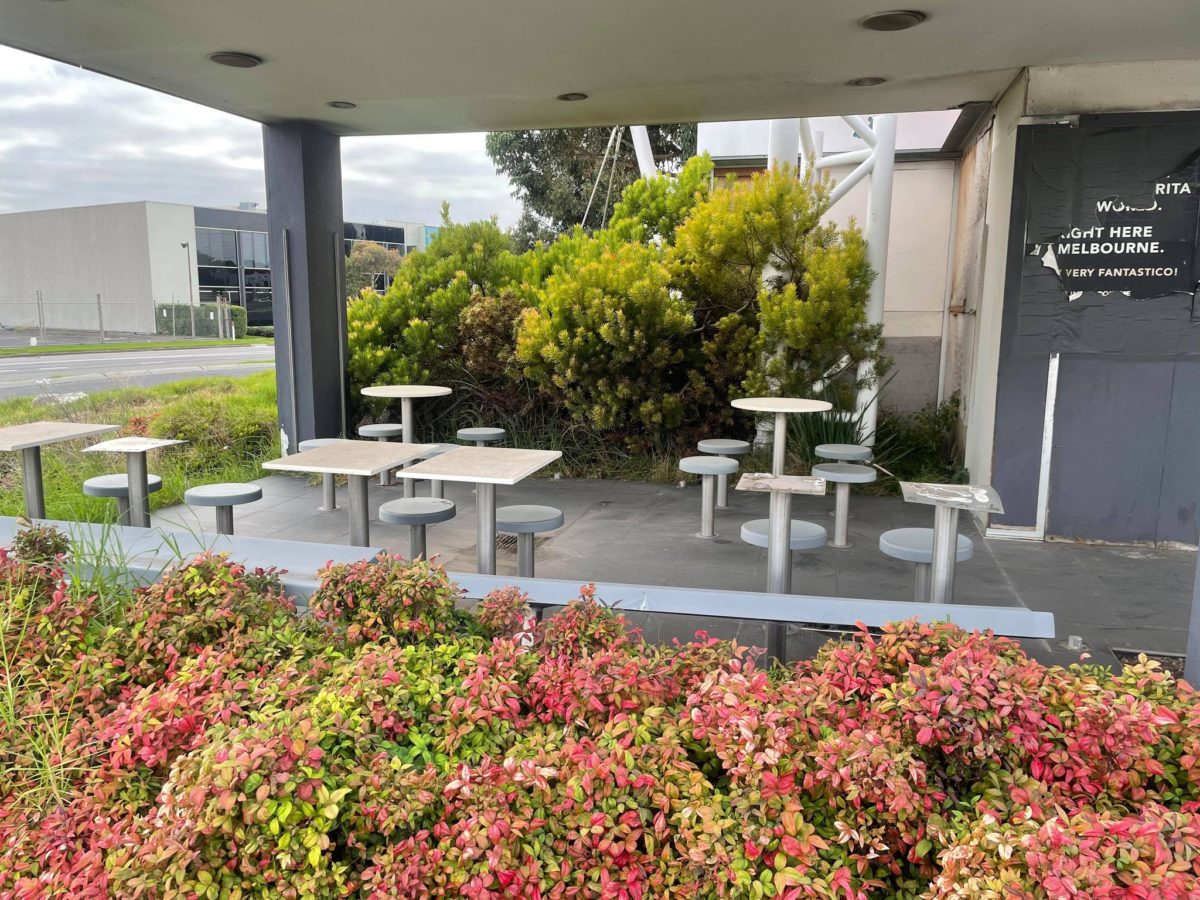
[879, 336, 941, 412]
[0, 201, 159, 332]
[145, 202, 199, 314]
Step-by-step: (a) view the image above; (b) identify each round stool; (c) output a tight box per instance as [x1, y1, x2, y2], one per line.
[84, 473, 163, 526]
[496, 505, 564, 577]
[679, 456, 740, 538]
[184, 483, 263, 535]
[457, 427, 506, 447]
[698, 438, 752, 509]
[739, 518, 828, 551]
[815, 443, 872, 462]
[880, 527, 974, 602]
[812, 462, 877, 548]
[416, 443, 459, 499]
[299, 438, 341, 511]
[359, 423, 406, 486]
[379, 497, 456, 561]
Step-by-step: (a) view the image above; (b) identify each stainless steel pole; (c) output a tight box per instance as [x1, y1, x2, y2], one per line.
[20, 447, 44, 519]
[35, 291, 46, 343]
[771, 411, 787, 475]
[699, 474, 716, 538]
[215, 505, 235, 535]
[348, 474, 370, 546]
[767, 492, 792, 593]
[321, 474, 338, 511]
[477, 482, 496, 574]
[517, 533, 535, 577]
[126, 451, 150, 528]
[716, 455, 731, 509]
[928, 504, 959, 604]
[832, 482, 851, 547]
[401, 397, 415, 498]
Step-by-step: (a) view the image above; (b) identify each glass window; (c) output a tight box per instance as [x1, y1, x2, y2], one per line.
[195, 228, 238, 266]
[199, 288, 241, 306]
[239, 231, 269, 269]
[244, 288, 273, 327]
[198, 266, 239, 288]
[243, 268, 271, 288]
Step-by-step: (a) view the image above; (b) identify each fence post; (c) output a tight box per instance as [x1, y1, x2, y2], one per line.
[96, 293, 105, 343]
[35, 290, 46, 342]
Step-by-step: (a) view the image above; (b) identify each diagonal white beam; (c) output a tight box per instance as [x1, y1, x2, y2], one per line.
[841, 114, 877, 147]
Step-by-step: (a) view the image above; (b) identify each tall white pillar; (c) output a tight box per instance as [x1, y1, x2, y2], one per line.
[767, 120, 801, 170]
[859, 113, 897, 442]
[630, 126, 657, 179]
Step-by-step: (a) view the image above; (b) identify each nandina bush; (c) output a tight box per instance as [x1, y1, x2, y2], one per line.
[4, 544, 1200, 898]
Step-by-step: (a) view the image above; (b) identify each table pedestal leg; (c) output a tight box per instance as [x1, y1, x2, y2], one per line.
[831, 482, 851, 548]
[401, 398, 416, 498]
[477, 482, 496, 574]
[929, 504, 959, 605]
[126, 451, 150, 528]
[348, 474, 370, 546]
[20, 446, 45, 519]
[771, 412, 787, 475]
[321, 474, 338, 511]
[766, 491, 792, 593]
[716, 455, 730, 509]
[699, 474, 716, 538]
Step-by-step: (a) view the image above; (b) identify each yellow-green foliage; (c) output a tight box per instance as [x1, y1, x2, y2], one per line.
[516, 237, 692, 448]
[608, 154, 715, 244]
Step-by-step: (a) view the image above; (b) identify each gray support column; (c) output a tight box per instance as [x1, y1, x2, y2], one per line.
[1186, 514, 1200, 687]
[126, 452, 150, 528]
[215, 505, 235, 535]
[517, 533, 535, 578]
[263, 122, 347, 452]
[477, 482, 497, 574]
[348, 474, 370, 547]
[928, 505, 960, 604]
[20, 447, 44, 519]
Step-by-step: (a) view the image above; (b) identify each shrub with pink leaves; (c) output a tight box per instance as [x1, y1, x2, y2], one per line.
[3, 533, 1200, 898]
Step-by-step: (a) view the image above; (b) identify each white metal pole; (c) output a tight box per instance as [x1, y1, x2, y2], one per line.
[858, 113, 897, 444]
[630, 126, 657, 179]
[767, 120, 801, 171]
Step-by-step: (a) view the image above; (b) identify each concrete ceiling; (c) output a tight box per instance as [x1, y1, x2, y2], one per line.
[3, 0, 1199, 136]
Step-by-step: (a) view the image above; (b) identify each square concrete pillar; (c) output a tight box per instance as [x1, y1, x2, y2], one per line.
[263, 122, 348, 450]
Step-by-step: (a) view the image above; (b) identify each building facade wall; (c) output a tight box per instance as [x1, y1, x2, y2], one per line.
[0, 201, 158, 332]
[145, 202, 199, 317]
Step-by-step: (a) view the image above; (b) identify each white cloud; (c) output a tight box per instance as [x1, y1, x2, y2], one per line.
[0, 46, 522, 227]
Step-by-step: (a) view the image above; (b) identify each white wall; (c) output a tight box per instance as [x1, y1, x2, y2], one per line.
[145, 202, 199, 312]
[0, 201, 158, 333]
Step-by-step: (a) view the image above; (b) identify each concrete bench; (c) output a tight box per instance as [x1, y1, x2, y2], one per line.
[880, 527, 974, 602]
[184, 482, 262, 535]
[496, 505, 564, 577]
[697, 438, 751, 508]
[379, 497, 456, 560]
[680, 456, 739, 538]
[83, 473, 163, 526]
[0, 516, 382, 605]
[449, 572, 1057, 662]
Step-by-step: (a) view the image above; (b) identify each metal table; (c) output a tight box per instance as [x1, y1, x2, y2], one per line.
[900, 482, 1004, 604]
[263, 439, 432, 546]
[360, 384, 452, 498]
[394, 445, 561, 575]
[730, 397, 832, 593]
[0, 421, 119, 518]
[83, 436, 185, 527]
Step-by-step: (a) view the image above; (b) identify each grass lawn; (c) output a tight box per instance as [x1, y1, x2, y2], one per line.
[0, 370, 279, 521]
[0, 338, 269, 357]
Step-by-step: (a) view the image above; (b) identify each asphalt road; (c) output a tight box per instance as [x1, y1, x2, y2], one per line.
[0, 344, 275, 400]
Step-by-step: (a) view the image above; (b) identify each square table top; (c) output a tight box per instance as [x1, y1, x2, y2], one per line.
[395, 445, 562, 485]
[900, 481, 1005, 514]
[0, 420, 118, 452]
[361, 384, 452, 400]
[262, 439, 432, 477]
[736, 472, 827, 495]
[84, 436, 186, 454]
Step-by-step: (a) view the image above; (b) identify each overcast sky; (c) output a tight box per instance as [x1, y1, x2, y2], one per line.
[0, 45, 523, 227]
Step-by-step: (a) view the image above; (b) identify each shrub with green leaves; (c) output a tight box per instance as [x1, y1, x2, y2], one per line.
[516, 236, 693, 449]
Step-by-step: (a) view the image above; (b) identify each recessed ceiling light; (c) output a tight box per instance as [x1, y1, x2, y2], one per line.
[327, 100, 357, 110]
[859, 10, 927, 31]
[208, 51, 264, 69]
[847, 77, 888, 87]
[557, 92, 588, 102]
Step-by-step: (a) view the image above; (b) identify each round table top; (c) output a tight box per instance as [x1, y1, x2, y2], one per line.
[361, 384, 452, 400]
[731, 396, 832, 414]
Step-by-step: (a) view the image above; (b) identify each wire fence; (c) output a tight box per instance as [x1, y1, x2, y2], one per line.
[0, 295, 242, 344]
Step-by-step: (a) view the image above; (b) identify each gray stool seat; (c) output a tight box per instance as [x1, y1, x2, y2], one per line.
[184, 483, 263, 506]
[299, 438, 341, 511]
[359, 423, 405, 438]
[379, 497, 457, 526]
[812, 462, 877, 484]
[496, 505, 565, 533]
[679, 455, 739, 476]
[740, 518, 827, 550]
[184, 482, 262, 535]
[880, 527, 974, 602]
[815, 443, 872, 461]
[496, 505, 564, 577]
[697, 438, 751, 456]
[458, 426, 506, 445]
[83, 473, 163, 498]
[880, 527, 973, 563]
[380, 497, 456, 561]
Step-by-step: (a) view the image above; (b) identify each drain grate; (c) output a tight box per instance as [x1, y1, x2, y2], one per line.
[496, 534, 552, 554]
